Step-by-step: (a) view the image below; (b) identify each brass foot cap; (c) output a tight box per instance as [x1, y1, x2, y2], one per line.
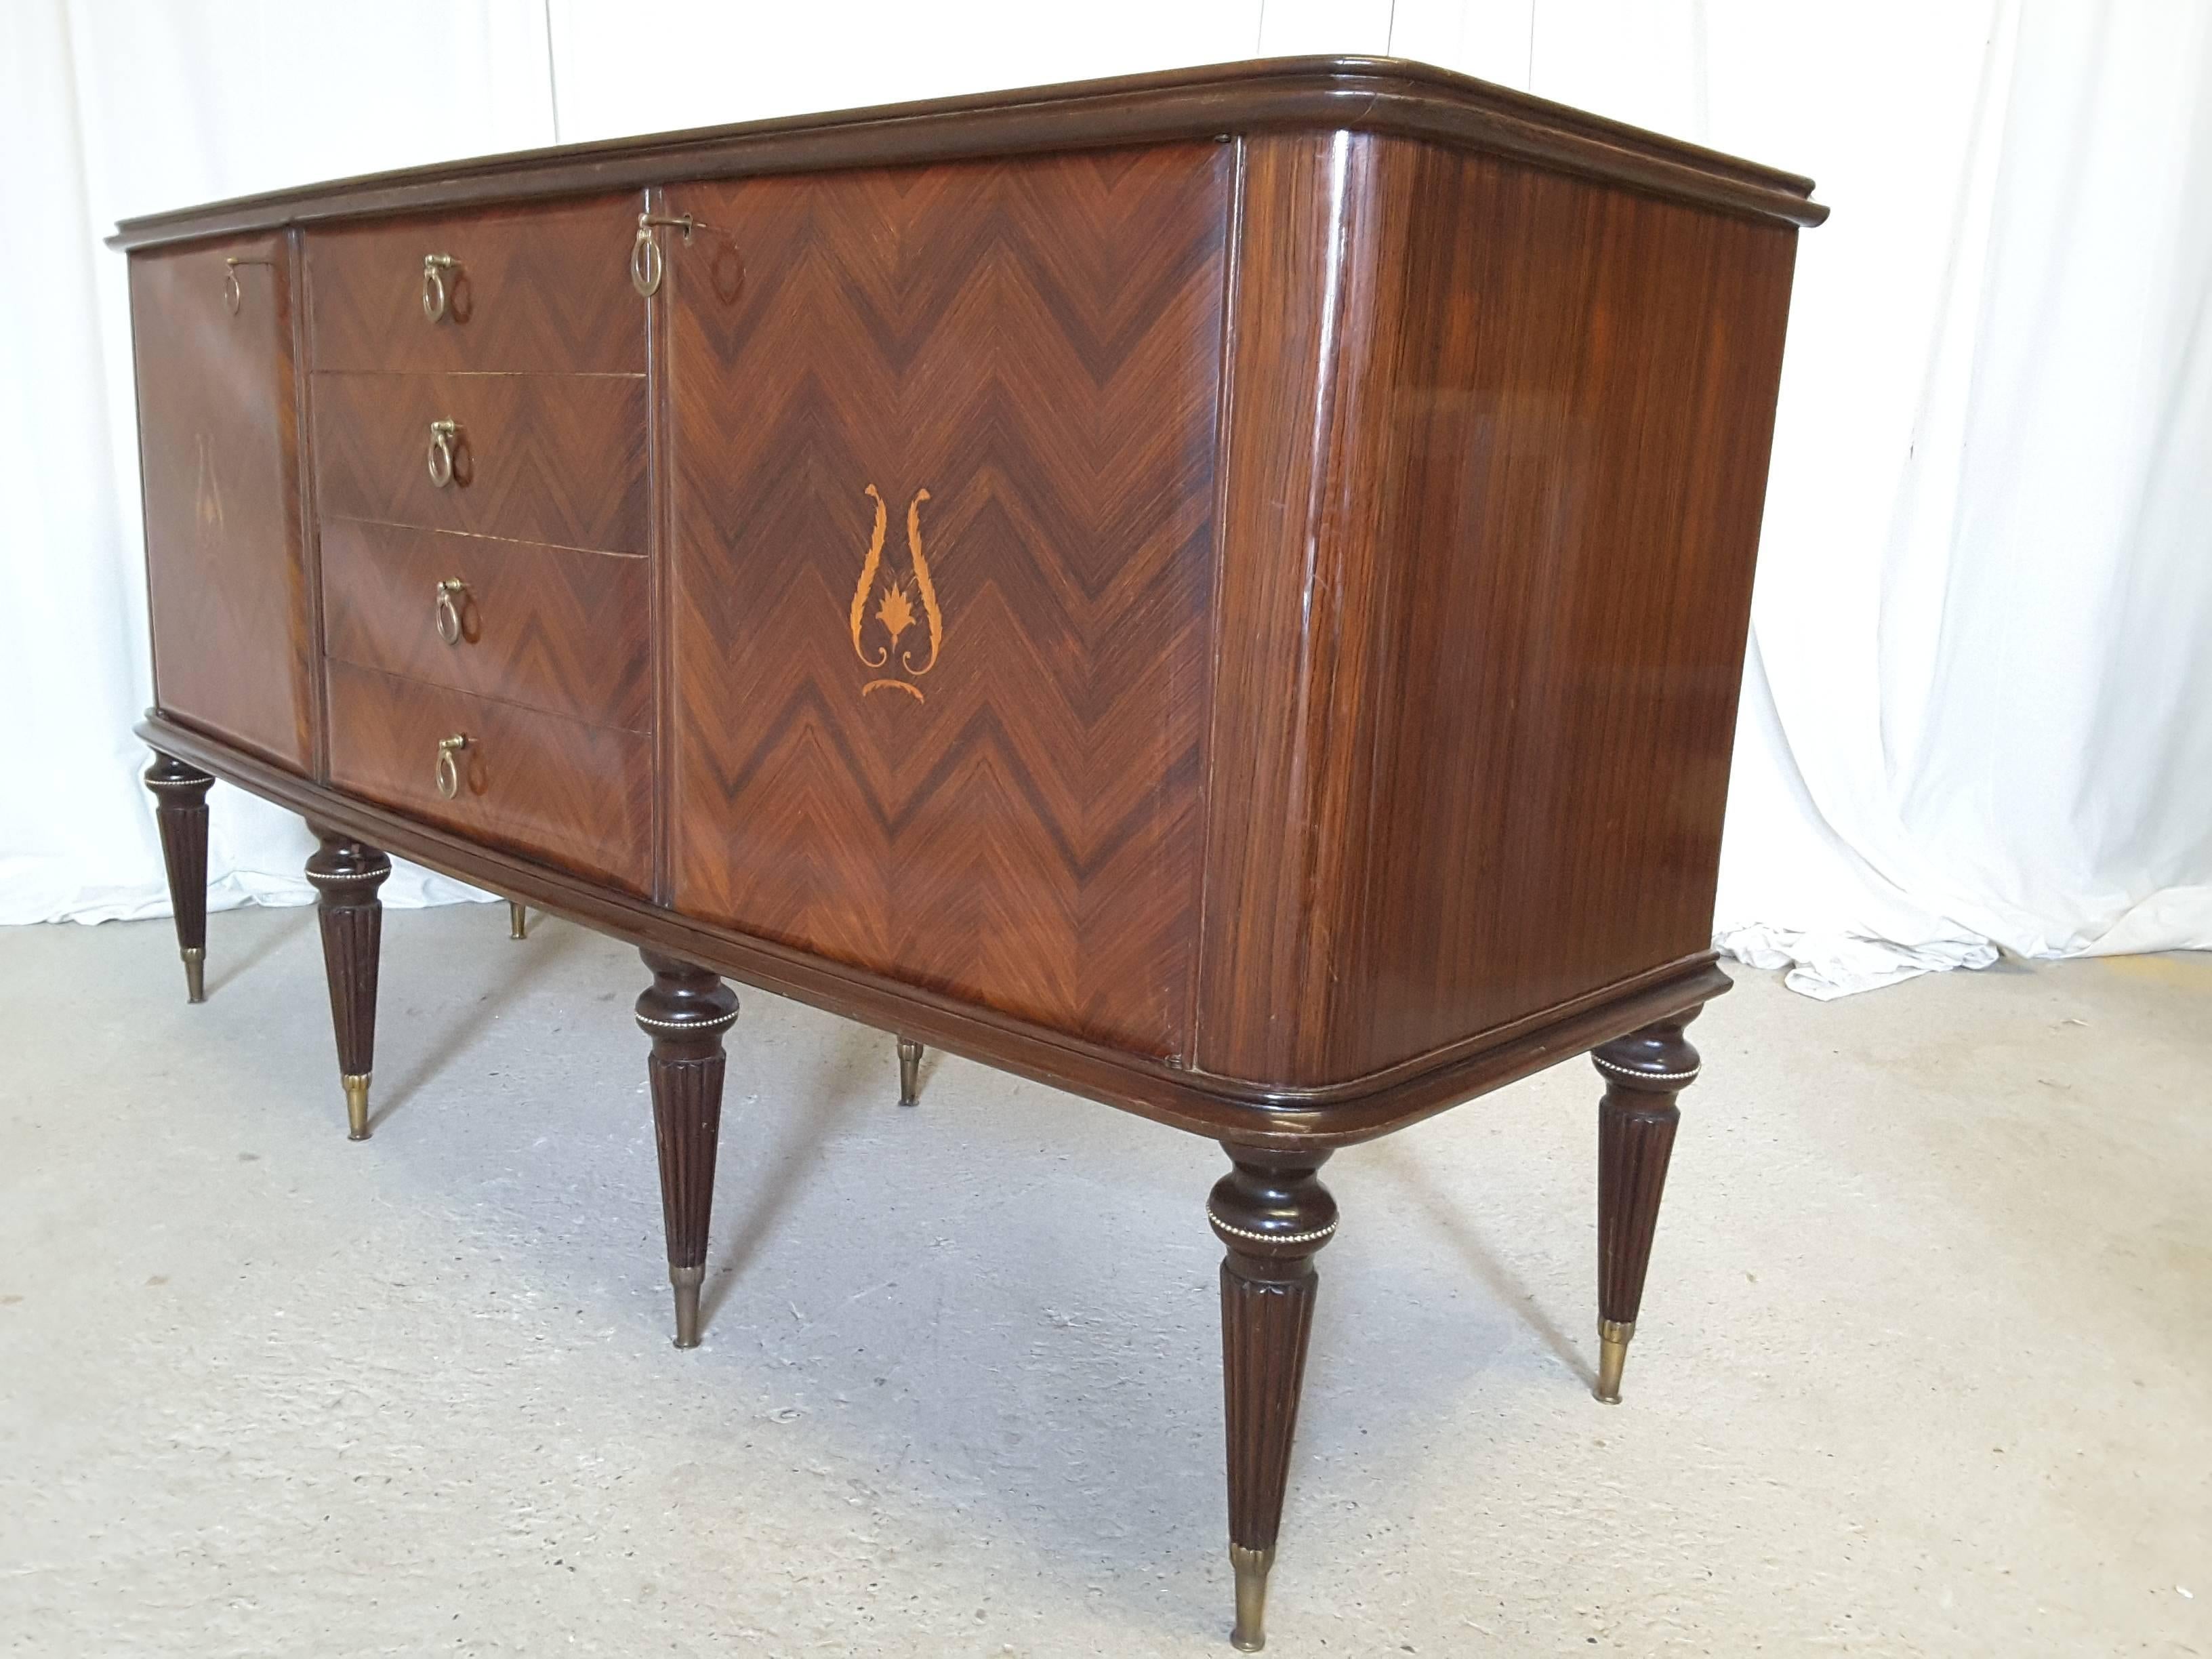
[181, 947, 206, 1004]
[508, 901, 529, 939]
[896, 1038, 922, 1108]
[342, 1073, 372, 1141]
[670, 1265, 704, 1349]
[1229, 1544, 1273, 1652]
[1594, 1318, 1634, 1405]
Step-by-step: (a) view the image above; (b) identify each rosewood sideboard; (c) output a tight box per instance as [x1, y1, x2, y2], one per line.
[114, 57, 1822, 1649]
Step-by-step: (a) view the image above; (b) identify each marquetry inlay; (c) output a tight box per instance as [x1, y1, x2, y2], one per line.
[850, 485, 942, 702]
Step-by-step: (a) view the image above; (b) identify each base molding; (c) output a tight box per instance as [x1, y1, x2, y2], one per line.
[140, 713, 1727, 1147]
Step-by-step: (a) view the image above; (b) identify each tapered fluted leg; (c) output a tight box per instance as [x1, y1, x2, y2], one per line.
[144, 754, 213, 1002]
[306, 832, 391, 1141]
[1209, 1145, 1338, 1652]
[896, 1036, 922, 1107]
[1592, 1010, 1702, 1403]
[508, 901, 529, 939]
[637, 949, 739, 1349]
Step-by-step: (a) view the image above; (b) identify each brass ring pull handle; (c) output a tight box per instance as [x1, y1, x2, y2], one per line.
[630, 223, 663, 298]
[426, 419, 459, 487]
[435, 734, 470, 800]
[434, 578, 468, 645]
[222, 256, 272, 315]
[422, 254, 458, 321]
[631, 213, 694, 298]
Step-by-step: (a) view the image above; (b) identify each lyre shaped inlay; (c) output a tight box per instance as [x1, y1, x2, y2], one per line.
[851, 485, 942, 701]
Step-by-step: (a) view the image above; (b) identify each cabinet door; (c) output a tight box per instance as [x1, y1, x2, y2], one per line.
[662, 144, 1230, 1057]
[131, 234, 313, 771]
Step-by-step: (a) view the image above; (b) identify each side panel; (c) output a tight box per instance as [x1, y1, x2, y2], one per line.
[1200, 134, 1800, 1086]
[131, 235, 314, 771]
[662, 144, 1230, 1057]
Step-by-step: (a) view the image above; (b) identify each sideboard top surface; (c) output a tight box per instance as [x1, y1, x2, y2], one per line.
[109, 55, 1825, 250]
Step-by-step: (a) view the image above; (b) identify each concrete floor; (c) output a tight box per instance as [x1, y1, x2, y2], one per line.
[1, 905, 2205, 1658]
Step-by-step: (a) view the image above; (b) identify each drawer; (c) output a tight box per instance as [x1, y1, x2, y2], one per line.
[307, 196, 644, 373]
[321, 520, 649, 732]
[327, 661, 651, 894]
[313, 371, 647, 552]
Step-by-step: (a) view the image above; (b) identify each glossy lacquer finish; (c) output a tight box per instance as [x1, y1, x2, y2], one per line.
[326, 660, 652, 893]
[306, 195, 644, 374]
[313, 371, 649, 553]
[129, 233, 314, 771]
[1197, 132, 1797, 1090]
[117, 57, 1824, 1655]
[320, 519, 649, 731]
[662, 144, 1229, 1056]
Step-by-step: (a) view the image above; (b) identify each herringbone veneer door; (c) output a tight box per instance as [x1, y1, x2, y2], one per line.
[132, 234, 313, 772]
[663, 144, 1231, 1056]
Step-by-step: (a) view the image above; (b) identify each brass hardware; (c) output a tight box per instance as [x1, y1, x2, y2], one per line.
[180, 945, 206, 1004]
[631, 212, 693, 297]
[1595, 1317, 1635, 1404]
[897, 1036, 922, 1107]
[221, 256, 272, 314]
[343, 1073, 372, 1141]
[435, 733, 469, 800]
[434, 577, 468, 644]
[508, 900, 528, 939]
[422, 253, 458, 321]
[670, 1264, 704, 1349]
[1229, 1544, 1273, 1652]
[426, 419, 459, 487]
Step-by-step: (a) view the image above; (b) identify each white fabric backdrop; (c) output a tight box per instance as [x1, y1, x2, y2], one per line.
[4, 1, 2207, 998]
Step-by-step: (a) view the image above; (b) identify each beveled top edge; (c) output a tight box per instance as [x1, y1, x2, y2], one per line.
[108, 55, 1825, 249]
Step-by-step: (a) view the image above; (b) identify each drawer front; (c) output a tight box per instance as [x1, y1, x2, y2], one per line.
[131, 234, 314, 771]
[327, 661, 651, 893]
[313, 371, 647, 552]
[306, 196, 644, 373]
[321, 520, 649, 731]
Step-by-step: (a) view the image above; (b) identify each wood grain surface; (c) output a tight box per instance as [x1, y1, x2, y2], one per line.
[306, 195, 645, 373]
[321, 518, 649, 732]
[112, 58, 1825, 251]
[1195, 132, 1798, 1088]
[312, 371, 648, 553]
[148, 708, 1730, 1146]
[130, 233, 315, 771]
[661, 143, 1231, 1056]
[326, 661, 651, 893]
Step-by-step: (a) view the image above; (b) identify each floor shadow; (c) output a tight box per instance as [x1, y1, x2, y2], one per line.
[699, 1025, 883, 1328]
[1366, 1139, 1597, 1389]
[367, 912, 588, 1134]
[206, 905, 314, 996]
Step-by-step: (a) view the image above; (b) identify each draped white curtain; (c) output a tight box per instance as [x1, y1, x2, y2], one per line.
[5, 1, 2207, 997]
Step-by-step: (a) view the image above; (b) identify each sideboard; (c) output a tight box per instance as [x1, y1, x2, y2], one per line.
[115, 56, 1822, 1649]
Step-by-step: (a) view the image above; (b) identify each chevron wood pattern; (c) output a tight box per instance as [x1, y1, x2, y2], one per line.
[321, 518, 649, 731]
[120, 68, 1830, 1652]
[662, 143, 1230, 1057]
[129, 233, 314, 771]
[327, 660, 651, 893]
[312, 370, 648, 554]
[306, 195, 645, 373]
